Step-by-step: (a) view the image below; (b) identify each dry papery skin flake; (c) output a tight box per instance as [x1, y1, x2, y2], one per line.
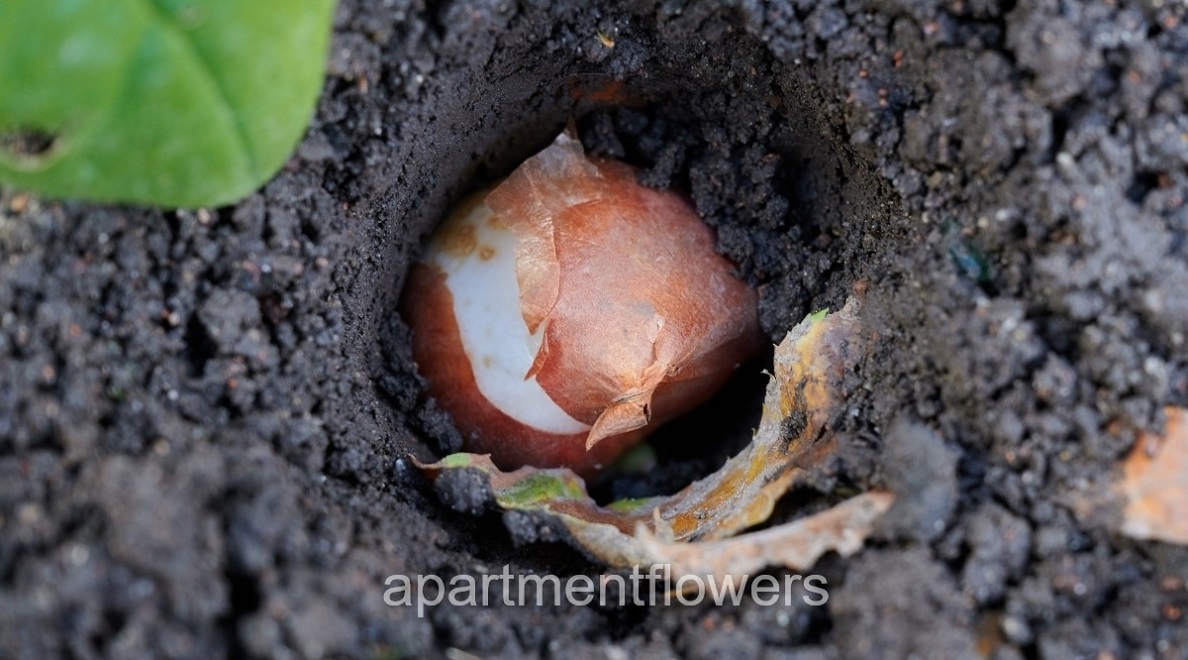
[400, 130, 764, 477]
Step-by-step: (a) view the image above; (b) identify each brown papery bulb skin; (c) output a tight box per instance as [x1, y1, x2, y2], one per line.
[400, 130, 764, 477]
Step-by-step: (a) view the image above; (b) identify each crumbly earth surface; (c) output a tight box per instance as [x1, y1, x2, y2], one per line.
[2, 0, 1187, 657]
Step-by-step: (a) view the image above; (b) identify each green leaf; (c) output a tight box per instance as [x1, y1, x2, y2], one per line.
[0, 0, 335, 208]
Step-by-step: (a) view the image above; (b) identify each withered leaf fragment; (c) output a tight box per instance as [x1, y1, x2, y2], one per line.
[415, 299, 890, 572]
[1116, 406, 1188, 546]
[637, 491, 893, 586]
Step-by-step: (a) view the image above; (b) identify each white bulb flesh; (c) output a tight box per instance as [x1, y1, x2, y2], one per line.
[428, 199, 590, 435]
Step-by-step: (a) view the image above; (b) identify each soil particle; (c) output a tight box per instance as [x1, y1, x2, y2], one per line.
[3, 0, 1188, 657]
[434, 467, 494, 516]
[830, 547, 977, 658]
[874, 417, 959, 543]
[962, 503, 1033, 606]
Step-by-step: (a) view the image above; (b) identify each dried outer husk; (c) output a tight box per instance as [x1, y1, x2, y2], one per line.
[485, 130, 765, 449]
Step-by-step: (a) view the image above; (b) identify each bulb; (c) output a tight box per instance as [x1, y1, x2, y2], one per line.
[400, 130, 764, 477]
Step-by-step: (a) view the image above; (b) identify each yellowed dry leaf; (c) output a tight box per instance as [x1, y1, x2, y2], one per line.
[636, 491, 894, 585]
[415, 297, 888, 572]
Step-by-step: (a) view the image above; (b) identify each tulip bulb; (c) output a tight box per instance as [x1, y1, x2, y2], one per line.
[400, 129, 764, 477]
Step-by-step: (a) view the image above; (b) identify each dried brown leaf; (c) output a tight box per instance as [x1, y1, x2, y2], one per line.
[1116, 406, 1188, 545]
[415, 297, 885, 571]
[637, 491, 894, 585]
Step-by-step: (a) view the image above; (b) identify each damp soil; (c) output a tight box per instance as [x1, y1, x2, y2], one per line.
[3, 0, 1188, 657]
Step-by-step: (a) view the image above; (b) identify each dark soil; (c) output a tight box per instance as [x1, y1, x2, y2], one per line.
[3, 0, 1188, 657]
